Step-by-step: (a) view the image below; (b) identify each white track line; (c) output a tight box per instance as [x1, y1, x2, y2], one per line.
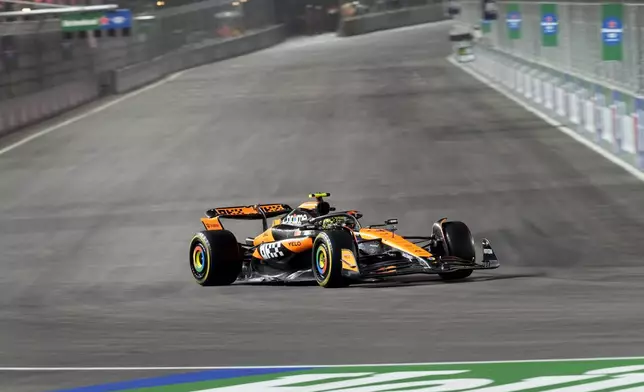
[2, 356, 644, 371]
[0, 70, 186, 157]
[447, 56, 644, 184]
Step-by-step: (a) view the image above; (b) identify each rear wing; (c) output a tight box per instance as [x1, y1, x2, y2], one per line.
[203, 203, 293, 231]
[206, 204, 292, 220]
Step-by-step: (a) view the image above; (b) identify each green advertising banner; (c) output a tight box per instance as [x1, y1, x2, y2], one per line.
[540, 3, 558, 47]
[482, 19, 491, 34]
[601, 3, 623, 61]
[60, 12, 103, 32]
[506, 3, 521, 40]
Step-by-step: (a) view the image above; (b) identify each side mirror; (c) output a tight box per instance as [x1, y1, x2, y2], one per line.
[385, 219, 398, 225]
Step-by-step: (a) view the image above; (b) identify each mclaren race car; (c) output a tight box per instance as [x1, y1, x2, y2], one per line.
[189, 193, 500, 288]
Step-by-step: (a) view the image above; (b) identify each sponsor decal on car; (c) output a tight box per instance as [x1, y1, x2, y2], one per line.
[282, 214, 308, 226]
[259, 242, 285, 259]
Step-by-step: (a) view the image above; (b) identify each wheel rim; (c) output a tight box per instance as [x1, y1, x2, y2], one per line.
[315, 245, 329, 278]
[192, 243, 207, 278]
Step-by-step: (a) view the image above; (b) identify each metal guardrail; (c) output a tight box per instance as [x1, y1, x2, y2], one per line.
[455, 0, 644, 96]
[338, 2, 447, 36]
[339, 0, 443, 20]
[458, 45, 644, 172]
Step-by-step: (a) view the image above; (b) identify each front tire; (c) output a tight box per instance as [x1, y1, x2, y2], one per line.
[439, 221, 475, 281]
[189, 230, 242, 286]
[312, 230, 355, 288]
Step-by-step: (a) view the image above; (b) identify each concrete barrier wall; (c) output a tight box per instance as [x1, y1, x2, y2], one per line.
[110, 25, 286, 94]
[338, 4, 447, 37]
[0, 77, 99, 138]
[0, 25, 285, 138]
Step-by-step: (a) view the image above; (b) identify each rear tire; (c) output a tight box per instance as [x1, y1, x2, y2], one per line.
[189, 230, 242, 286]
[312, 230, 355, 288]
[438, 221, 475, 281]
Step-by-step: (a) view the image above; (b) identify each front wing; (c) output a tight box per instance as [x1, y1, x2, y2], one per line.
[347, 238, 500, 279]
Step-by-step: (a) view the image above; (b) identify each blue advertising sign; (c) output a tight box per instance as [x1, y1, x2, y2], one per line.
[541, 13, 558, 35]
[99, 9, 132, 30]
[506, 11, 521, 30]
[601, 16, 623, 45]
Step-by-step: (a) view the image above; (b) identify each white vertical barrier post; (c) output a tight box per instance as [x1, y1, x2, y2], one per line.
[516, 65, 524, 93]
[533, 71, 542, 104]
[525, 69, 533, 99]
[583, 89, 595, 135]
[544, 75, 555, 110]
[594, 88, 605, 143]
[570, 82, 583, 130]
[556, 79, 566, 117]
[621, 103, 637, 155]
[637, 98, 644, 169]
[511, 59, 517, 88]
[504, 58, 513, 88]
[611, 92, 624, 153]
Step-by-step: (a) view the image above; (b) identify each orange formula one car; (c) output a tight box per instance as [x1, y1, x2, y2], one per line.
[189, 193, 499, 288]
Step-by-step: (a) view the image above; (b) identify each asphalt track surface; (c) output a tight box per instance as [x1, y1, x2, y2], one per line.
[2, 21, 644, 391]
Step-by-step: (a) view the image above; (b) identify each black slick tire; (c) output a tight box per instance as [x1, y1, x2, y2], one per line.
[312, 230, 355, 288]
[189, 230, 242, 286]
[439, 221, 475, 281]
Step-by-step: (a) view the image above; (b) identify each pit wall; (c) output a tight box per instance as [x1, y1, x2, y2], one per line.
[110, 25, 285, 94]
[0, 77, 98, 137]
[0, 25, 286, 138]
[458, 43, 644, 172]
[338, 3, 448, 36]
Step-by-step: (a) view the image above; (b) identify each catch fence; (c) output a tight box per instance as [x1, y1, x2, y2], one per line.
[455, 0, 644, 96]
[0, 0, 276, 100]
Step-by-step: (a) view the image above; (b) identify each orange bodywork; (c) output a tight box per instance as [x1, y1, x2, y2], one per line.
[253, 228, 276, 246]
[201, 217, 223, 231]
[358, 228, 432, 258]
[282, 238, 313, 253]
[342, 249, 358, 271]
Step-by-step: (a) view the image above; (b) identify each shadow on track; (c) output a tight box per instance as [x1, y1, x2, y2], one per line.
[348, 272, 545, 289]
[232, 271, 544, 289]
